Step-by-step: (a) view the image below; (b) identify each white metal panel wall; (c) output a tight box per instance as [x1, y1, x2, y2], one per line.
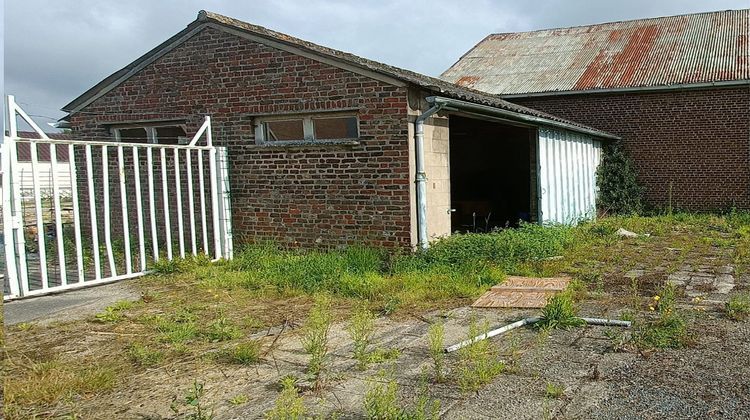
[537, 127, 601, 224]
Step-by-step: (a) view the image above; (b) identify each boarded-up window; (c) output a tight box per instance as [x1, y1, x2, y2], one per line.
[264, 120, 305, 141]
[313, 116, 358, 139]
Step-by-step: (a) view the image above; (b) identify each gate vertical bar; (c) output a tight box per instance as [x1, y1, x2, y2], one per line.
[50, 143, 67, 285]
[217, 147, 233, 259]
[208, 140, 221, 259]
[117, 146, 132, 274]
[174, 149, 185, 259]
[101, 145, 117, 276]
[85, 145, 101, 279]
[133, 147, 146, 271]
[147, 148, 158, 261]
[1, 136, 20, 297]
[197, 149, 208, 254]
[6, 96, 29, 295]
[30, 141, 49, 288]
[68, 144, 84, 282]
[160, 148, 172, 260]
[185, 150, 197, 256]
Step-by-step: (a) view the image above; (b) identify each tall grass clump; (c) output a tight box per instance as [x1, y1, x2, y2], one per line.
[347, 305, 377, 370]
[427, 322, 446, 383]
[301, 295, 333, 383]
[266, 377, 306, 420]
[536, 291, 585, 331]
[456, 319, 505, 392]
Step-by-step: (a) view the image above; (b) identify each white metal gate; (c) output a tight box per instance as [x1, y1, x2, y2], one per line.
[2, 96, 232, 300]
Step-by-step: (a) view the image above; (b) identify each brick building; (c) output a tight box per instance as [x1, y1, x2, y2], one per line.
[62, 11, 615, 249]
[442, 9, 750, 211]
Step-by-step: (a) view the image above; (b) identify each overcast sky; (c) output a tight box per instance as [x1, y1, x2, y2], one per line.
[4, 0, 748, 130]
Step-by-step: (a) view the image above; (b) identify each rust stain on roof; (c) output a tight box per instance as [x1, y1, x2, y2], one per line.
[456, 75, 480, 88]
[442, 9, 750, 95]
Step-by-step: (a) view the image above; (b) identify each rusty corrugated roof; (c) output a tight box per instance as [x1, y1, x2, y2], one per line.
[442, 9, 750, 95]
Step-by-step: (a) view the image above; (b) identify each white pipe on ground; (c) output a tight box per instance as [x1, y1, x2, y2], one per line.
[444, 316, 631, 353]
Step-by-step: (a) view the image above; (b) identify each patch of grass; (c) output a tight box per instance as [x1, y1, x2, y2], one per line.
[4, 360, 119, 409]
[126, 343, 164, 367]
[265, 377, 306, 420]
[228, 394, 249, 406]
[217, 341, 261, 365]
[536, 291, 585, 331]
[456, 320, 505, 392]
[94, 300, 135, 323]
[725, 293, 750, 321]
[421, 223, 574, 269]
[545, 382, 565, 399]
[149, 312, 200, 344]
[367, 347, 401, 364]
[363, 371, 401, 419]
[634, 283, 690, 349]
[363, 370, 440, 420]
[301, 295, 333, 382]
[347, 305, 377, 370]
[427, 322, 446, 383]
[15, 322, 35, 331]
[205, 316, 242, 342]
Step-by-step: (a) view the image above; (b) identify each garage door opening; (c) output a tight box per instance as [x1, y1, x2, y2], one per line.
[449, 116, 536, 232]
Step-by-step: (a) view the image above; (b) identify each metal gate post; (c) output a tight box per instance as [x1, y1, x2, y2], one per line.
[216, 147, 233, 260]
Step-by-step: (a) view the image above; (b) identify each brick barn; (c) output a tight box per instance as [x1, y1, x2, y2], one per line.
[63, 11, 616, 249]
[442, 9, 750, 211]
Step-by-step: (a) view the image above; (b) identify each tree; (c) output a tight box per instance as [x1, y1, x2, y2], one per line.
[596, 142, 644, 215]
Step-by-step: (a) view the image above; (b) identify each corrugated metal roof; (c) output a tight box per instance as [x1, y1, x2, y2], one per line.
[442, 9, 750, 95]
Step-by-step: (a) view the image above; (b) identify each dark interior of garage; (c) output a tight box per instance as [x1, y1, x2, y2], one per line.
[449, 116, 535, 232]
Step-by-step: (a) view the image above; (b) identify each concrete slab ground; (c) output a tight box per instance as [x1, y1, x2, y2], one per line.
[3, 280, 141, 326]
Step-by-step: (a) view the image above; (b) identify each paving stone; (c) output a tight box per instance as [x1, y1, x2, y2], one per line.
[717, 265, 735, 275]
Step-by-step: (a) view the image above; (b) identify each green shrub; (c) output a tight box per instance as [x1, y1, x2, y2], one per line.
[266, 377, 306, 420]
[596, 142, 644, 215]
[536, 291, 585, 331]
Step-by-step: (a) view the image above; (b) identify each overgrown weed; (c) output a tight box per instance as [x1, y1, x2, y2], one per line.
[456, 319, 505, 392]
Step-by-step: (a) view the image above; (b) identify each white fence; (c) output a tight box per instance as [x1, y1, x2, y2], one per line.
[2, 96, 232, 300]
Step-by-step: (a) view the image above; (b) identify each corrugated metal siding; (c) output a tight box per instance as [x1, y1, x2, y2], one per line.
[442, 9, 750, 95]
[537, 128, 601, 224]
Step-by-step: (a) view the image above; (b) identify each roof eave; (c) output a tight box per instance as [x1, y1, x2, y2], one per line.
[427, 96, 621, 140]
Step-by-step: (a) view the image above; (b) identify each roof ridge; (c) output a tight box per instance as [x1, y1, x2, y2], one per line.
[489, 8, 748, 37]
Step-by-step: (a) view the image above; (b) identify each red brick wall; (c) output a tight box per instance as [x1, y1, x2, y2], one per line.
[512, 86, 750, 211]
[70, 26, 412, 249]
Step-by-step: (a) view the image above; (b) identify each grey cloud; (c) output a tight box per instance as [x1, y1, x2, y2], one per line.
[4, 0, 747, 129]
